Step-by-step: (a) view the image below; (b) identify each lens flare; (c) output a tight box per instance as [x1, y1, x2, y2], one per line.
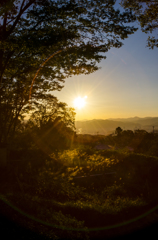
[74, 96, 87, 109]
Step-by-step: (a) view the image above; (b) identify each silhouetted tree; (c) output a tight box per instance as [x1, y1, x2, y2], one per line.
[121, 0, 158, 49]
[0, 0, 137, 144]
[115, 127, 123, 135]
[122, 130, 134, 137]
[134, 129, 147, 135]
[120, 130, 134, 146]
[26, 99, 76, 151]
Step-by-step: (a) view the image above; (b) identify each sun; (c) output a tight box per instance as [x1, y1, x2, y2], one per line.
[74, 96, 87, 109]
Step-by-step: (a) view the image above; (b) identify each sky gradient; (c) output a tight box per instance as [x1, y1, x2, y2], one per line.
[54, 20, 158, 121]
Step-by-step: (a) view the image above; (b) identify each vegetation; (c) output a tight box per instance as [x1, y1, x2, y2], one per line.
[0, 0, 138, 145]
[121, 0, 158, 49]
[105, 128, 158, 157]
[0, 1, 158, 239]
[1, 126, 158, 239]
[12, 99, 76, 152]
[115, 126, 123, 135]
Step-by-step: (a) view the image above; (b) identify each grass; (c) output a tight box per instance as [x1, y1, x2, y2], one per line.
[1, 148, 158, 239]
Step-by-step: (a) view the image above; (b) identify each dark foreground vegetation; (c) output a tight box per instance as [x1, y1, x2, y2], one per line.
[1, 99, 158, 240]
[1, 129, 158, 239]
[1, 0, 158, 239]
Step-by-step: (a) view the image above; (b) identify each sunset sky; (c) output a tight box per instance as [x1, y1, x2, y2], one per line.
[54, 12, 158, 121]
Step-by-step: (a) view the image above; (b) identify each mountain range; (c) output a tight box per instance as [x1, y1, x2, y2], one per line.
[75, 117, 158, 135]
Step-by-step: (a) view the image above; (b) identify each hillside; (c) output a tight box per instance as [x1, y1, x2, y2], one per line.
[75, 117, 158, 135]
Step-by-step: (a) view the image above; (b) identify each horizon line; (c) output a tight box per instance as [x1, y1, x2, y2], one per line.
[75, 116, 158, 121]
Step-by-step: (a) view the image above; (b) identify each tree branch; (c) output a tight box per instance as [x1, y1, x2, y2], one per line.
[0, 51, 14, 81]
[3, 12, 7, 35]
[5, 0, 36, 40]
[20, 0, 26, 12]
[29, 49, 63, 105]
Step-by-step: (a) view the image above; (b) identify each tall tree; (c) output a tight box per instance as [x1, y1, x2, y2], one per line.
[121, 0, 158, 49]
[24, 98, 76, 151]
[0, 0, 137, 144]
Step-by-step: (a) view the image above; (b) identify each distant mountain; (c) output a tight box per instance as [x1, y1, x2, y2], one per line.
[75, 117, 158, 135]
[108, 116, 140, 122]
[107, 117, 158, 123]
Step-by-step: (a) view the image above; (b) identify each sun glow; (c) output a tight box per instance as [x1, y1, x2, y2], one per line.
[74, 96, 87, 109]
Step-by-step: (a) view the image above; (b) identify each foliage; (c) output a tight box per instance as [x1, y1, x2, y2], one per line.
[115, 126, 123, 135]
[29, 100, 76, 151]
[0, 0, 138, 143]
[1, 146, 158, 239]
[11, 97, 76, 151]
[104, 129, 158, 157]
[121, 0, 158, 49]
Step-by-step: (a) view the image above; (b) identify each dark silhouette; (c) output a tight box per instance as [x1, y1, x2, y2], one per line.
[115, 127, 123, 135]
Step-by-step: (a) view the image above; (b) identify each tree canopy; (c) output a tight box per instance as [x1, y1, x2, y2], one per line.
[115, 126, 123, 135]
[0, 0, 137, 144]
[15, 98, 76, 151]
[121, 0, 158, 49]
